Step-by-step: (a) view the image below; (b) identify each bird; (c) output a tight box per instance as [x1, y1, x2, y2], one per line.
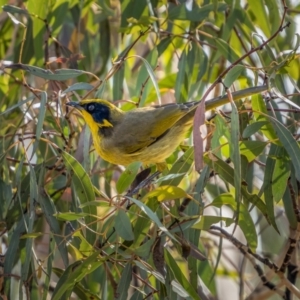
[66, 99, 200, 170]
[66, 86, 267, 170]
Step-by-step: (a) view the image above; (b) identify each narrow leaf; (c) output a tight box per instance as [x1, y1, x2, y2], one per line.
[32, 91, 47, 155]
[126, 196, 178, 243]
[143, 185, 189, 202]
[242, 121, 269, 138]
[239, 141, 267, 162]
[223, 65, 244, 87]
[115, 210, 134, 241]
[160, 147, 194, 186]
[193, 216, 235, 230]
[115, 263, 132, 300]
[168, 3, 227, 21]
[5, 64, 87, 80]
[62, 83, 94, 94]
[52, 251, 105, 300]
[59, 149, 97, 245]
[268, 116, 300, 181]
[252, 94, 277, 142]
[116, 162, 141, 194]
[165, 250, 201, 300]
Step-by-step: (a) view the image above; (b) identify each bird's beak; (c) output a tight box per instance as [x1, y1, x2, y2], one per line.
[66, 101, 83, 110]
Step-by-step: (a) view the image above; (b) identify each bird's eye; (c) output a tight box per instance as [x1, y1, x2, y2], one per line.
[87, 104, 95, 112]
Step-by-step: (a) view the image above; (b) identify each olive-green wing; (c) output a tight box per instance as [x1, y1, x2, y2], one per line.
[113, 103, 196, 154]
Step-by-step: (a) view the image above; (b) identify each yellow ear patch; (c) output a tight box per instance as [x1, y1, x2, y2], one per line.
[101, 119, 113, 127]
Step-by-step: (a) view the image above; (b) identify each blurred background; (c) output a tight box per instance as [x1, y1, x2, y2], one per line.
[0, 0, 300, 299]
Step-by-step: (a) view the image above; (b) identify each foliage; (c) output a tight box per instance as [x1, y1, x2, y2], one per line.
[0, 0, 300, 299]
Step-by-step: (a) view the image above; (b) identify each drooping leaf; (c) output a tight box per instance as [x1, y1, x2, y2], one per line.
[52, 251, 105, 300]
[268, 115, 300, 182]
[5, 64, 88, 80]
[168, 2, 227, 21]
[116, 262, 133, 300]
[165, 249, 201, 300]
[239, 141, 267, 162]
[59, 149, 97, 245]
[115, 209, 134, 241]
[116, 162, 141, 194]
[143, 185, 189, 202]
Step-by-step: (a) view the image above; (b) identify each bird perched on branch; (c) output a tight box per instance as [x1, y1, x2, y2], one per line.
[67, 99, 198, 170]
[66, 86, 267, 170]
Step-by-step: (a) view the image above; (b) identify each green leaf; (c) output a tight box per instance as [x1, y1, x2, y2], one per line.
[192, 216, 235, 230]
[126, 196, 178, 243]
[168, 3, 227, 21]
[49, 1, 70, 34]
[268, 116, 300, 182]
[21, 166, 38, 283]
[43, 238, 55, 300]
[131, 199, 160, 247]
[116, 262, 132, 300]
[39, 188, 69, 267]
[73, 231, 94, 255]
[260, 144, 280, 232]
[165, 250, 201, 300]
[32, 91, 47, 155]
[4, 216, 27, 294]
[160, 147, 194, 186]
[115, 210, 134, 241]
[0, 95, 34, 116]
[213, 38, 240, 63]
[175, 49, 188, 102]
[6, 11, 26, 26]
[52, 251, 105, 300]
[116, 162, 141, 194]
[223, 65, 244, 87]
[272, 149, 290, 202]
[186, 43, 208, 97]
[62, 83, 94, 94]
[2, 4, 29, 14]
[54, 212, 89, 221]
[242, 121, 269, 138]
[59, 149, 97, 245]
[52, 267, 101, 300]
[98, 0, 114, 16]
[120, 0, 146, 28]
[248, 0, 271, 36]
[252, 94, 278, 142]
[230, 99, 241, 218]
[99, 18, 111, 75]
[239, 141, 267, 162]
[130, 54, 161, 104]
[136, 50, 158, 105]
[27, 0, 47, 64]
[21, 232, 43, 239]
[0, 179, 11, 221]
[154, 173, 186, 185]
[113, 63, 125, 100]
[130, 291, 143, 300]
[5, 64, 88, 80]
[143, 185, 189, 202]
[133, 238, 155, 257]
[282, 184, 297, 230]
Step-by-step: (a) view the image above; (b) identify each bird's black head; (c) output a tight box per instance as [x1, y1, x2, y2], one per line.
[67, 100, 114, 135]
[82, 102, 111, 125]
